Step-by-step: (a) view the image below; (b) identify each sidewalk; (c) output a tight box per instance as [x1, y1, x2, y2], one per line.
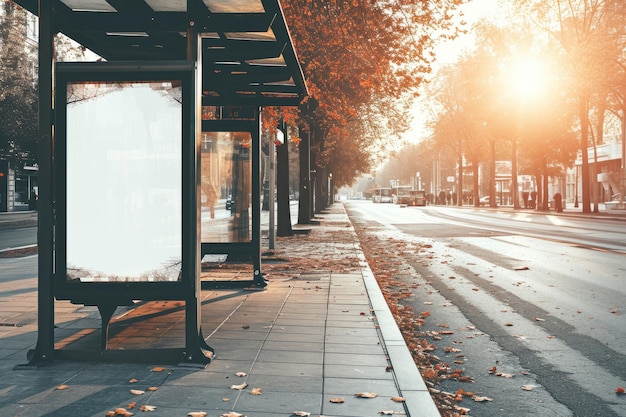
[0, 204, 439, 417]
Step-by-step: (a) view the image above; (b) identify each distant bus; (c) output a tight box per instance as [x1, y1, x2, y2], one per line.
[371, 187, 392, 203]
[408, 190, 427, 206]
[392, 185, 412, 205]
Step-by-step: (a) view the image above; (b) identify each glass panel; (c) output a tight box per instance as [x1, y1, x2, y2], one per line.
[60, 0, 117, 12]
[200, 131, 252, 243]
[144, 0, 186, 12]
[203, 0, 264, 13]
[224, 29, 276, 42]
[66, 81, 182, 282]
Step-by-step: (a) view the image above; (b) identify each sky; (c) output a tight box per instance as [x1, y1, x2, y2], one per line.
[403, 0, 502, 143]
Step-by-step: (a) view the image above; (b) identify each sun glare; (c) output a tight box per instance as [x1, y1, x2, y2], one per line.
[508, 58, 548, 101]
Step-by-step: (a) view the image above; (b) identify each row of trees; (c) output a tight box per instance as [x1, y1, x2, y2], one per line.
[0, 2, 38, 164]
[379, 0, 626, 213]
[272, 0, 467, 213]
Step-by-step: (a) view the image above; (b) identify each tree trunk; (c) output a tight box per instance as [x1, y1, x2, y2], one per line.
[297, 128, 311, 224]
[457, 149, 463, 207]
[473, 162, 480, 207]
[276, 135, 293, 237]
[579, 96, 592, 213]
[512, 138, 520, 209]
[489, 139, 496, 208]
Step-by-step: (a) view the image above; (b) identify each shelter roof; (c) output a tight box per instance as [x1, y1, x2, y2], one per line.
[15, 0, 307, 105]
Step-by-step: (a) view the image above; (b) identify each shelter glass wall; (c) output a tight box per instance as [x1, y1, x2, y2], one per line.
[200, 131, 252, 243]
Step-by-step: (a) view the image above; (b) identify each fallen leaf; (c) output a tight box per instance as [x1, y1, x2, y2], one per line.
[113, 408, 134, 417]
[130, 389, 145, 395]
[514, 266, 529, 271]
[235, 372, 247, 377]
[187, 413, 207, 417]
[230, 383, 248, 390]
[496, 373, 514, 378]
[329, 397, 345, 403]
[249, 387, 262, 395]
[292, 412, 311, 417]
[522, 385, 535, 391]
[488, 366, 497, 374]
[55, 384, 69, 390]
[378, 411, 406, 415]
[355, 392, 378, 398]
[147, 386, 159, 391]
[139, 405, 157, 412]
[127, 402, 137, 409]
[616, 387, 624, 394]
[504, 322, 514, 327]
[220, 413, 244, 417]
[535, 317, 545, 322]
[151, 367, 166, 372]
[391, 396, 406, 402]
[472, 396, 493, 402]
[129, 378, 138, 383]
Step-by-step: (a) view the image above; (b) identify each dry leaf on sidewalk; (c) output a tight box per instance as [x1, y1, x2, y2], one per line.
[355, 392, 378, 398]
[130, 389, 145, 395]
[230, 383, 248, 390]
[249, 387, 262, 395]
[329, 397, 345, 403]
[291, 412, 311, 417]
[187, 412, 207, 417]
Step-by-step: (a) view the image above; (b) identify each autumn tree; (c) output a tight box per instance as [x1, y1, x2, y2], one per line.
[282, 0, 467, 210]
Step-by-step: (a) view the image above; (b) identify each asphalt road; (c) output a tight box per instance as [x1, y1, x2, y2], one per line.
[345, 200, 626, 417]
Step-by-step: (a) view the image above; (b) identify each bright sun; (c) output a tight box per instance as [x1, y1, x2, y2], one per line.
[508, 58, 549, 100]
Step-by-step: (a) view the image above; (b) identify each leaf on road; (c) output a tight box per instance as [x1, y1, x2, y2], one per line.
[472, 396, 493, 402]
[109, 408, 134, 417]
[535, 317, 545, 322]
[220, 413, 244, 417]
[249, 387, 262, 395]
[129, 378, 138, 383]
[496, 373, 514, 378]
[521, 385, 535, 391]
[355, 392, 378, 398]
[616, 387, 625, 394]
[235, 372, 247, 377]
[230, 383, 248, 390]
[378, 411, 406, 415]
[139, 405, 157, 412]
[329, 397, 345, 403]
[130, 389, 145, 395]
[187, 413, 207, 417]
[291, 412, 311, 416]
[391, 396, 406, 402]
[55, 385, 69, 390]
[514, 266, 529, 271]
[147, 386, 159, 391]
[151, 367, 166, 372]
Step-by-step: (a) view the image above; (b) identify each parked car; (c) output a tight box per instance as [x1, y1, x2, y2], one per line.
[479, 196, 499, 206]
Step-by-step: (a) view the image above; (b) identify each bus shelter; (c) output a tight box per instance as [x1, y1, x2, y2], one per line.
[15, 0, 306, 365]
